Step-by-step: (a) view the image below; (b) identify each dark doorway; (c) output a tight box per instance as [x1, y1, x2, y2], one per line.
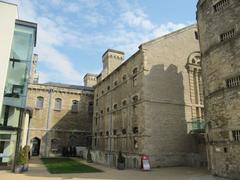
[32, 137, 41, 156]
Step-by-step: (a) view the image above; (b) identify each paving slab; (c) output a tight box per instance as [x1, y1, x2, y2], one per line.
[0, 158, 229, 180]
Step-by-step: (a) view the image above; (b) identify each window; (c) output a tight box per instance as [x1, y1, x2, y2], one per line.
[220, 29, 235, 42]
[88, 101, 93, 114]
[114, 81, 118, 86]
[194, 31, 199, 40]
[122, 129, 126, 135]
[134, 137, 138, 149]
[113, 129, 117, 135]
[102, 90, 104, 94]
[133, 67, 138, 74]
[122, 100, 127, 106]
[132, 95, 139, 103]
[122, 74, 127, 81]
[36, 96, 44, 109]
[133, 75, 137, 87]
[72, 100, 78, 112]
[113, 104, 118, 110]
[106, 131, 109, 136]
[232, 130, 240, 142]
[133, 127, 138, 134]
[100, 110, 104, 114]
[100, 132, 103, 136]
[107, 107, 110, 112]
[107, 86, 110, 90]
[54, 98, 62, 111]
[226, 75, 240, 88]
[213, 0, 230, 12]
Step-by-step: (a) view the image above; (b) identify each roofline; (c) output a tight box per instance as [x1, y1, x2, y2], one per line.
[15, 19, 37, 47]
[84, 73, 98, 78]
[139, 24, 197, 48]
[102, 49, 124, 58]
[30, 83, 94, 91]
[0, 0, 18, 7]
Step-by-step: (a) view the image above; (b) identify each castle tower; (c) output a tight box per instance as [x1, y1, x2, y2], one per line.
[197, 0, 240, 178]
[101, 49, 124, 79]
[29, 53, 39, 84]
[84, 73, 97, 87]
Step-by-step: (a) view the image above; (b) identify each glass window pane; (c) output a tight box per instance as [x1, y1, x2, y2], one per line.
[10, 25, 35, 61]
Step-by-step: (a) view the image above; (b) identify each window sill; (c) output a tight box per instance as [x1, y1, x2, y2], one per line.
[54, 109, 61, 112]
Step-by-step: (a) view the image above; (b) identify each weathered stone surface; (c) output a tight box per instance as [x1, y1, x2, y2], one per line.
[197, 0, 240, 178]
[92, 25, 206, 168]
[26, 83, 94, 157]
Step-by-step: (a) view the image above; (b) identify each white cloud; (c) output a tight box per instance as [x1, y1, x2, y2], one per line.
[18, 0, 84, 84]
[153, 22, 187, 37]
[121, 10, 155, 30]
[15, 0, 189, 84]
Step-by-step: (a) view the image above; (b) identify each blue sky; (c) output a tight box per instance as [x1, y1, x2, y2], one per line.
[5, 0, 198, 85]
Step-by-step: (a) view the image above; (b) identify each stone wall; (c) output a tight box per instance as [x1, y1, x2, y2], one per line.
[27, 83, 94, 157]
[92, 25, 206, 168]
[197, 0, 240, 178]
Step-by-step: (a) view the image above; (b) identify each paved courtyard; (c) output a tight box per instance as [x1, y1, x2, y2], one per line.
[0, 158, 228, 180]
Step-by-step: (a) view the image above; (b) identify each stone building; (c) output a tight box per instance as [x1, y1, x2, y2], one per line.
[92, 25, 206, 168]
[26, 56, 96, 157]
[197, 0, 240, 178]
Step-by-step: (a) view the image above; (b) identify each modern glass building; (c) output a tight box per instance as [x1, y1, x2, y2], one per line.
[0, 1, 37, 169]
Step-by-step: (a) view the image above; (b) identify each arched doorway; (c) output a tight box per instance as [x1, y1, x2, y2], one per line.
[32, 137, 41, 156]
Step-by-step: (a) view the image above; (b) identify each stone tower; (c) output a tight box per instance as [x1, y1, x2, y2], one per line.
[84, 73, 97, 87]
[101, 49, 124, 79]
[197, 0, 240, 178]
[29, 53, 39, 84]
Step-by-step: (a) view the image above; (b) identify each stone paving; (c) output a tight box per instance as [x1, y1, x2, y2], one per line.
[0, 158, 229, 180]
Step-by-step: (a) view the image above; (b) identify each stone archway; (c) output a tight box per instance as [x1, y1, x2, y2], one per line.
[31, 137, 41, 156]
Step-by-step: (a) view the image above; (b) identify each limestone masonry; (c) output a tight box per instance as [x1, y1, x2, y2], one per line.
[92, 25, 206, 168]
[197, 0, 240, 178]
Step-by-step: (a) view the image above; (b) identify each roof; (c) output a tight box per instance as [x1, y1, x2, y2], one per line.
[15, 19, 37, 47]
[39, 82, 94, 91]
[84, 73, 98, 78]
[102, 49, 124, 58]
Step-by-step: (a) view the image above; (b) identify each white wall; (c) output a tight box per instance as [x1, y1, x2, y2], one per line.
[0, 2, 18, 117]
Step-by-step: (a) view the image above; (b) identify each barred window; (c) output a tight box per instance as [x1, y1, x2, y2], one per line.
[113, 104, 118, 110]
[133, 127, 138, 134]
[54, 98, 62, 111]
[232, 130, 240, 142]
[122, 100, 127, 106]
[213, 0, 230, 12]
[122, 74, 127, 81]
[132, 95, 139, 103]
[36, 96, 44, 109]
[220, 29, 235, 42]
[72, 100, 79, 112]
[226, 75, 240, 88]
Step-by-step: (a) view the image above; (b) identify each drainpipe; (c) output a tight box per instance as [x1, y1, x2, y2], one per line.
[109, 75, 113, 167]
[45, 88, 53, 157]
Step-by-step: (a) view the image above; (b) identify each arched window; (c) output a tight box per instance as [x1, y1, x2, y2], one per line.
[132, 95, 139, 103]
[36, 96, 44, 109]
[54, 98, 62, 111]
[72, 100, 78, 112]
[133, 67, 138, 74]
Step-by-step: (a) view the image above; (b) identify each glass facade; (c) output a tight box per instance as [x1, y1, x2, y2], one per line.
[3, 24, 36, 108]
[0, 20, 37, 168]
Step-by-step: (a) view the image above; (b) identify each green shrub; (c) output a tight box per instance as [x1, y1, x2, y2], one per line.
[17, 145, 30, 165]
